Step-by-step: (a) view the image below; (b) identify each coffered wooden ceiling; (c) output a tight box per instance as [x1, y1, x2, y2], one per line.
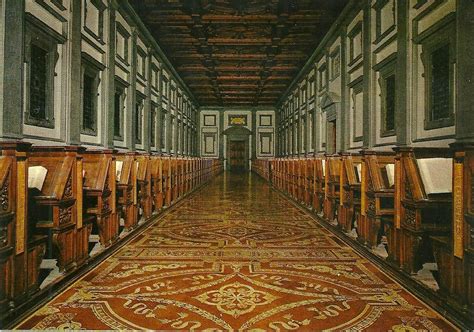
[130, 0, 349, 106]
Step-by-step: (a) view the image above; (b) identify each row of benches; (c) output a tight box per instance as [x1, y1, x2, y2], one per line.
[0, 141, 223, 320]
[252, 144, 473, 321]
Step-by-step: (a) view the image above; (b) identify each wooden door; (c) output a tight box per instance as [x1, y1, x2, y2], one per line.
[229, 140, 246, 171]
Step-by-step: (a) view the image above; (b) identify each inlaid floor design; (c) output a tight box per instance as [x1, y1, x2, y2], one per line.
[16, 173, 457, 331]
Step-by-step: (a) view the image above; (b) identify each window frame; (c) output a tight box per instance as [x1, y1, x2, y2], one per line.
[160, 111, 167, 150]
[24, 19, 62, 129]
[348, 21, 363, 65]
[80, 54, 104, 136]
[373, 0, 396, 44]
[375, 55, 397, 137]
[83, 0, 106, 44]
[134, 95, 145, 145]
[330, 46, 341, 80]
[350, 79, 364, 143]
[418, 19, 456, 130]
[150, 102, 158, 148]
[113, 81, 126, 141]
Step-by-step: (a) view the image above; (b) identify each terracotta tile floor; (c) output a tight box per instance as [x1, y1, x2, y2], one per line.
[16, 172, 458, 331]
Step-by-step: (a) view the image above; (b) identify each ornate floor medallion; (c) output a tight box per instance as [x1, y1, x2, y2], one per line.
[16, 173, 459, 331]
[195, 281, 278, 318]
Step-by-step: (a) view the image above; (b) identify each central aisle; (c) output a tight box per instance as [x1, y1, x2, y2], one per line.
[17, 173, 457, 330]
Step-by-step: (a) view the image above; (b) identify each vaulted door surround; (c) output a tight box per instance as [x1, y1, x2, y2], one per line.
[223, 125, 252, 171]
[129, 0, 348, 107]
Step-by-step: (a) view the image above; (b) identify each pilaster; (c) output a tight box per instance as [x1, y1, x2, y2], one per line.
[0, 0, 24, 139]
[362, 0, 372, 149]
[66, 0, 82, 145]
[455, 0, 474, 142]
[128, 28, 137, 150]
[104, 0, 117, 148]
[143, 48, 152, 152]
[396, 0, 409, 145]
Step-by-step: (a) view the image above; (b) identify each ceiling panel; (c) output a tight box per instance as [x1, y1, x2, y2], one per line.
[130, 0, 348, 106]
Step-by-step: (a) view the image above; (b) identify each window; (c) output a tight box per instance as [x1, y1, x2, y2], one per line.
[318, 64, 327, 91]
[351, 81, 364, 142]
[25, 24, 60, 128]
[170, 117, 175, 151]
[161, 112, 166, 149]
[29, 45, 48, 123]
[170, 85, 176, 106]
[330, 47, 341, 80]
[375, 55, 397, 137]
[301, 85, 307, 103]
[308, 76, 315, 98]
[114, 81, 126, 141]
[301, 116, 306, 152]
[177, 121, 182, 153]
[430, 45, 450, 121]
[137, 47, 147, 79]
[115, 23, 130, 63]
[348, 22, 363, 64]
[374, 0, 396, 43]
[113, 86, 124, 140]
[309, 112, 314, 150]
[81, 53, 105, 136]
[162, 76, 169, 99]
[418, 18, 455, 130]
[151, 105, 157, 148]
[83, 0, 106, 43]
[383, 74, 396, 133]
[82, 71, 98, 135]
[135, 99, 143, 144]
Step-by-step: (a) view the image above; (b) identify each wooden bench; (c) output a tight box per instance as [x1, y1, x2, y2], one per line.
[184, 158, 191, 194]
[0, 142, 47, 310]
[136, 153, 152, 220]
[360, 150, 396, 257]
[170, 157, 178, 204]
[313, 157, 325, 214]
[324, 155, 341, 222]
[395, 147, 452, 275]
[290, 159, 297, 200]
[162, 156, 172, 207]
[429, 143, 474, 318]
[149, 155, 163, 212]
[82, 149, 117, 249]
[115, 153, 138, 231]
[338, 153, 363, 235]
[27, 146, 85, 274]
[304, 158, 314, 207]
[297, 159, 305, 203]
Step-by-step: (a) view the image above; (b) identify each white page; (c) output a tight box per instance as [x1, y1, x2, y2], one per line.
[355, 163, 362, 183]
[385, 163, 395, 187]
[116, 160, 124, 180]
[416, 158, 452, 194]
[28, 166, 48, 191]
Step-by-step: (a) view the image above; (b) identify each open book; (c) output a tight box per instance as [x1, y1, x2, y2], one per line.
[355, 163, 362, 183]
[28, 166, 48, 191]
[416, 158, 452, 194]
[116, 161, 124, 181]
[385, 163, 395, 188]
